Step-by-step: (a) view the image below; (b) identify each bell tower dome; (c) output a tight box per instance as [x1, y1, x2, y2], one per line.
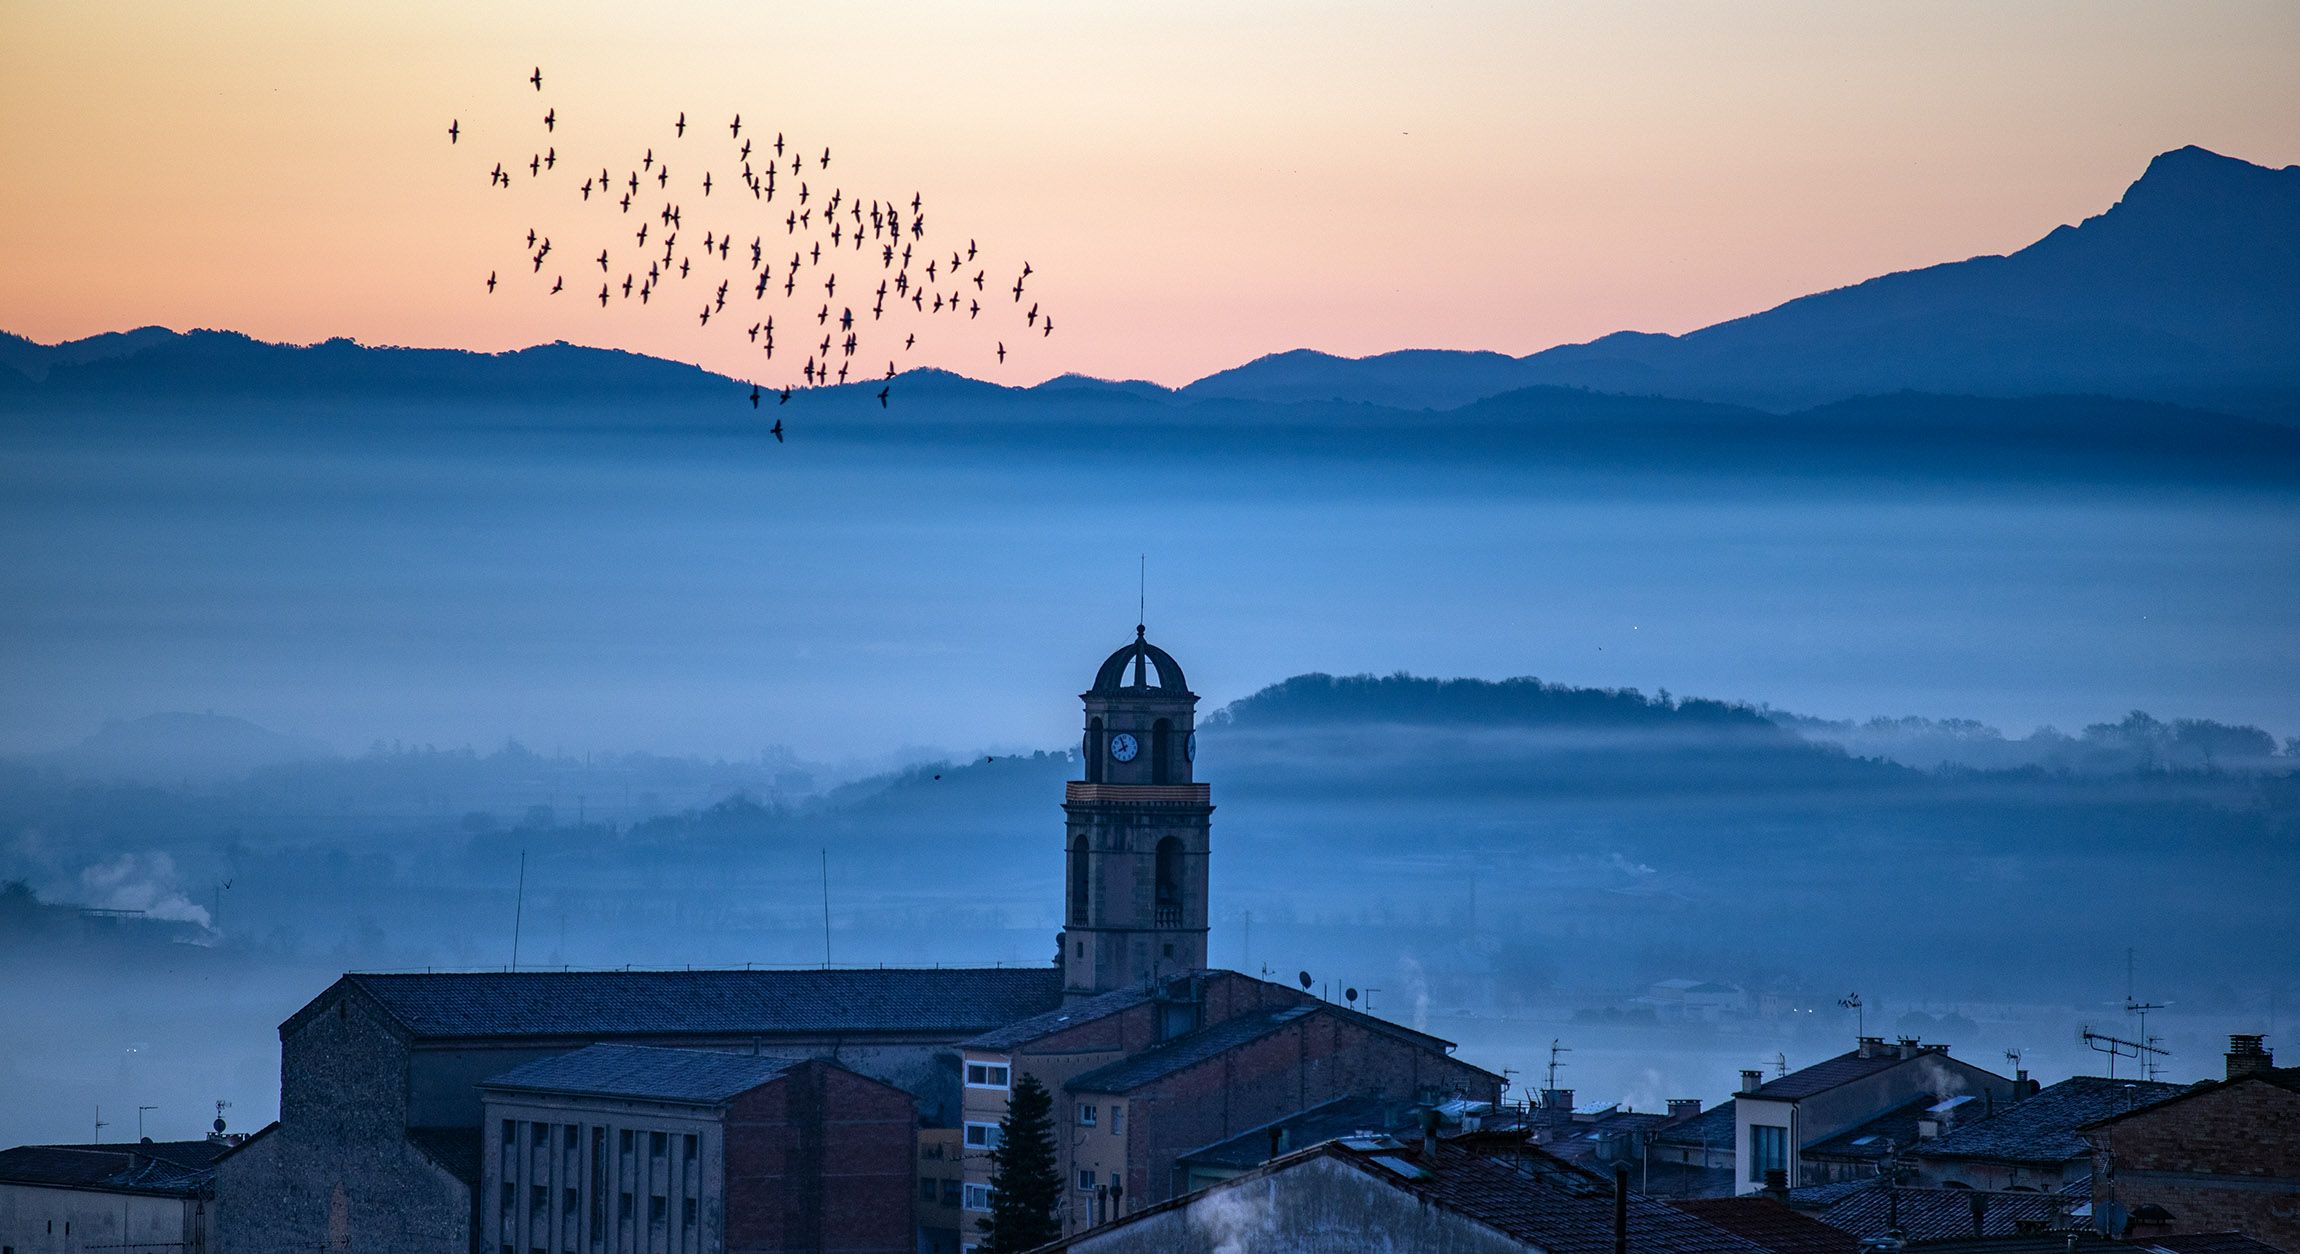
[1062, 626, 1212, 999]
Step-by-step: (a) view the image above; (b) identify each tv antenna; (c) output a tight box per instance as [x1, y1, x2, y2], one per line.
[1137, 554, 1145, 630]
[1839, 992, 1864, 1037]
[2081, 1026, 2166, 1081]
[2004, 1047, 2023, 1070]
[1776, 1052, 1789, 1079]
[1546, 1039, 1571, 1089]
[94, 1106, 108, 1144]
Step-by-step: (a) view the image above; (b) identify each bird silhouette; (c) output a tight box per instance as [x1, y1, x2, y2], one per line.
[448, 119, 459, 143]
[675, 111, 686, 137]
[550, 276, 563, 294]
[530, 66, 542, 90]
[750, 384, 760, 407]
[730, 114, 742, 138]
[544, 107, 555, 132]
[486, 270, 497, 293]
[996, 341, 1006, 363]
[877, 385, 889, 407]
[821, 147, 831, 168]
[770, 418, 784, 441]
[599, 283, 610, 306]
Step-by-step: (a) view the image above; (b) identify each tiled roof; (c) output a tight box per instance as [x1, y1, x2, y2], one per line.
[1805, 1096, 1936, 1159]
[1067, 1006, 1316, 1094]
[1177, 1096, 1415, 1170]
[483, 1044, 802, 1104]
[1655, 1100, 1736, 1151]
[2135, 1234, 2292, 1254]
[1813, 1183, 2068, 1242]
[1785, 1177, 1883, 1210]
[1913, 1077, 2187, 1165]
[2076, 1067, 2298, 1132]
[1671, 1197, 1862, 1254]
[1357, 1143, 1776, 1254]
[307, 967, 1064, 1040]
[0, 1143, 217, 1197]
[959, 981, 1164, 1050]
[32, 1139, 234, 1170]
[1746, 1050, 1926, 1101]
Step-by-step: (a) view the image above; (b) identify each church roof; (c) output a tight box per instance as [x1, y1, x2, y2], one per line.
[288, 967, 1064, 1042]
[1090, 626, 1191, 696]
[483, 1044, 805, 1104]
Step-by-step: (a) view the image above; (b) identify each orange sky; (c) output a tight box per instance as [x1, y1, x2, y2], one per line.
[2, 0, 2296, 387]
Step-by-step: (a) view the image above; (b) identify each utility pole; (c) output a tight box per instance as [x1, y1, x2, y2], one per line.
[510, 849, 527, 971]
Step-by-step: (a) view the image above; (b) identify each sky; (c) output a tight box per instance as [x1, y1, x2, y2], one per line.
[3, 1, 2297, 388]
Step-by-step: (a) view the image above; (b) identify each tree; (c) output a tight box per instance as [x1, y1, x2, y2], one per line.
[978, 1073, 1062, 1252]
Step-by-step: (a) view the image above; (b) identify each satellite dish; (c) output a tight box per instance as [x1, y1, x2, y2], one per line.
[1298, 971, 1313, 991]
[1345, 987, 1359, 1004]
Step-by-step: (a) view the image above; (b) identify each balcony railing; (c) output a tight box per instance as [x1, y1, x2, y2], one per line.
[1153, 906, 1183, 928]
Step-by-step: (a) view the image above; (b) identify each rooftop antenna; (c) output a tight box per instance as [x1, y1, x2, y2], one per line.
[509, 848, 527, 971]
[138, 1105, 157, 1140]
[1137, 554, 1145, 631]
[1546, 1039, 1571, 1089]
[1776, 1051, 1789, 1078]
[94, 1106, 107, 1144]
[1840, 992, 1864, 1038]
[820, 848, 833, 967]
[2081, 1026, 2166, 1081]
[2124, 948, 2169, 1081]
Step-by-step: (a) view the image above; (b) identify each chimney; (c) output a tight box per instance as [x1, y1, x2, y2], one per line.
[1614, 1166, 1630, 1254]
[1740, 1070, 1765, 1094]
[1897, 1037, 1920, 1060]
[1667, 1099, 1701, 1122]
[1857, 1036, 1883, 1059]
[1762, 1168, 1789, 1203]
[1420, 1105, 1442, 1163]
[2226, 1034, 2272, 1081]
[1543, 1089, 1576, 1132]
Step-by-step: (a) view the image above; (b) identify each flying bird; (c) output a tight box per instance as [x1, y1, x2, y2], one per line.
[544, 107, 555, 132]
[675, 111, 686, 137]
[770, 418, 784, 441]
[996, 341, 1006, 363]
[485, 270, 496, 293]
[530, 66, 543, 90]
[877, 386, 889, 407]
[447, 119, 459, 143]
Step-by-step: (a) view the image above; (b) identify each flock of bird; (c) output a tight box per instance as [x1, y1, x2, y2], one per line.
[452, 67, 1053, 438]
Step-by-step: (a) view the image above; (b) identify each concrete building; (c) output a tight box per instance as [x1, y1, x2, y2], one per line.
[479, 1044, 914, 1254]
[1734, 1038, 2019, 1194]
[1032, 1135, 1776, 1254]
[2080, 1036, 2300, 1250]
[0, 1139, 229, 1254]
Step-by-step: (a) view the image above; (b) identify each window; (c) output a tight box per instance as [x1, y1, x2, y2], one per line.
[965, 1062, 1010, 1089]
[649, 1196, 666, 1224]
[1085, 718, 1104, 784]
[962, 1183, 994, 1212]
[1151, 717, 1172, 783]
[1068, 836, 1090, 925]
[1078, 1169, 1096, 1190]
[1111, 1106, 1123, 1135]
[921, 1178, 938, 1202]
[1749, 1124, 1788, 1183]
[1154, 836, 1184, 925]
[1077, 1103, 1098, 1127]
[682, 1198, 696, 1226]
[964, 1121, 1004, 1149]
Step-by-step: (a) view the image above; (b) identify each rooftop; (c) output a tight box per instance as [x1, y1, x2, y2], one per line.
[1804, 1095, 1937, 1159]
[1654, 1099, 1737, 1151]
[295, 966, 1064, 1041]
[959, 980, 1167, 1051]
[1670, 1197, 1861, 1254]
[1915, 1076, 2189, 1165]
[482, 1043, 804, 1105]
[1810, 1182, 2069, 1242]
[1744, 1043, 1957, 1102]
[0, 1142, 223, 1198]
[1176, 1095, 1426, 1171]
[1065, 1000, 1471, 1096]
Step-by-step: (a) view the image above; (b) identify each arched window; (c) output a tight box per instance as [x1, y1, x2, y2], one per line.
[1154, 836, 1184, 926]
[1085, 718, 1104, 784]
[1068, 836, 1090, 925]
[1151, 718, 1172, 784]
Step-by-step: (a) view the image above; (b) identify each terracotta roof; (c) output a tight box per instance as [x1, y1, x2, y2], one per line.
[1813, 1183, 2069, 1242]
[482, 1043, 803, 1104]
[295, 967, 1064, 1041]
[1672, 1197, 1862, 1254]
[1914, 1077, 2187, 1165]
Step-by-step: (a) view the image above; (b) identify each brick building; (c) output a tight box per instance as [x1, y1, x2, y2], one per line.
[2081, 1036, 2300, 1250]
[1906, 1075, 2185, 1192]
[479, 1044, 913, 1254]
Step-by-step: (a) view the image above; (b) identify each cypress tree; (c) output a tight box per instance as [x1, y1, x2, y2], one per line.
[979, 1072, 1063, 1252]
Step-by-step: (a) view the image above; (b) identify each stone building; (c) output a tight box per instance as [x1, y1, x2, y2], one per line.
[479, 1044, 914, 1254]
[2081, 1036, 2300, 1250]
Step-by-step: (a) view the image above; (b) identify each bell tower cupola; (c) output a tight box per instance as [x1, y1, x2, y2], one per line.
[1062, 626, 1212, 999]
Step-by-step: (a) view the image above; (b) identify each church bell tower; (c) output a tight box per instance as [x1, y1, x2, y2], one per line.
[1061, 626, 1212, 999]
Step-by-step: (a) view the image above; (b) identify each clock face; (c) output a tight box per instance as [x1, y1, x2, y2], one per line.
[1185, 731, 1197, 763]
[1109, 732, 1139, 763]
